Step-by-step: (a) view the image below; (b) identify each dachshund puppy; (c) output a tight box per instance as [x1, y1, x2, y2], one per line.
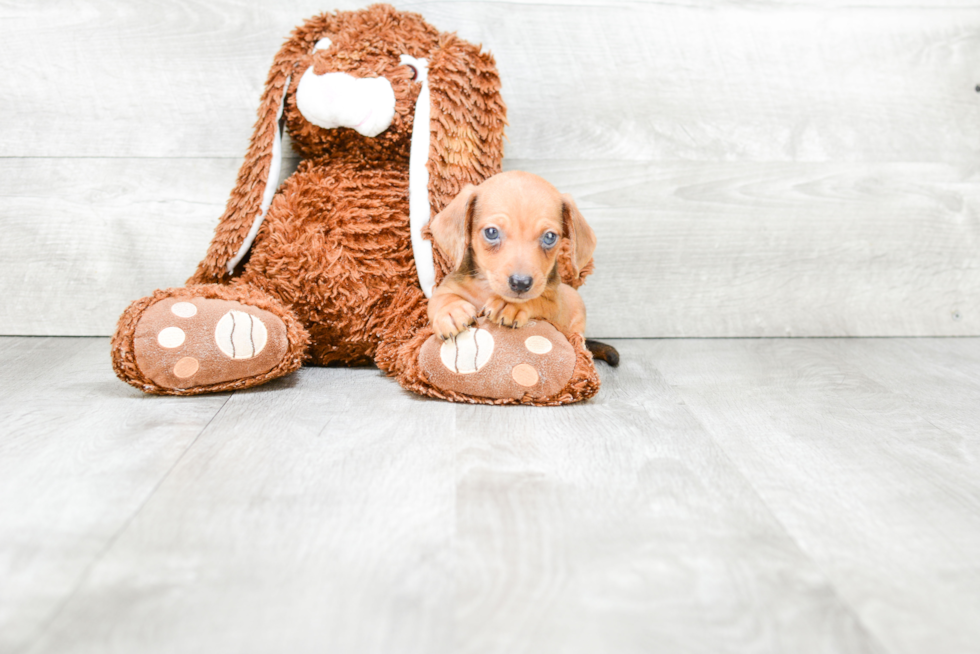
[427, 171, 596, 342]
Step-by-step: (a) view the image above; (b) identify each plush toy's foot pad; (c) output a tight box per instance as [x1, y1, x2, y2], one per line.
[133, 297, 289, 390]
[419, 318, 576, 401]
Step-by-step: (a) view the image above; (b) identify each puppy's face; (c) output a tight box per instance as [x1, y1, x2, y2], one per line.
[429, 170, 597, 301]
[469, 181, 565, 301]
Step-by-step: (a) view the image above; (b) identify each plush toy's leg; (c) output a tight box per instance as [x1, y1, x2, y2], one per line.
[389, 318, 600, 406]
[111, 284, 310, 395]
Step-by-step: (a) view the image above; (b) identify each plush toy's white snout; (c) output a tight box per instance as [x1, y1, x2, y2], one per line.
[295, 69, 396, 137]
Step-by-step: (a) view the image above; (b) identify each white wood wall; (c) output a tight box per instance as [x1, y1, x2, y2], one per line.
[2, 0, 979, 337]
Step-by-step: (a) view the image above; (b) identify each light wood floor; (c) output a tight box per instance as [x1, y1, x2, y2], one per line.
[2, 336, 979, 654]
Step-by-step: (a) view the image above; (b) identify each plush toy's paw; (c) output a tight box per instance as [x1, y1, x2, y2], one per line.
[419, 317, 576, 401]
[132, 297, 289, 390]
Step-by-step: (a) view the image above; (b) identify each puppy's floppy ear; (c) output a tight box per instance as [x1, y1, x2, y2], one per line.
[427, 184, 478, 271]
[188, 14, 337, 284]
[560, 193, 597, 286]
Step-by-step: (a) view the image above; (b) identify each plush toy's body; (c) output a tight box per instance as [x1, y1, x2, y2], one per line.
[112, 5, 600, 405]
[229, 156, 420, 368]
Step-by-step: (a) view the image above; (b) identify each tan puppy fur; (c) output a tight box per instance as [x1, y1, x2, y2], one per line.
[427, 171, 596, 340]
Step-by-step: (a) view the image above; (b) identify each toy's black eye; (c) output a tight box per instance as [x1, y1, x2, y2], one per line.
[483, 227, 500, 242]
[541, 231, 559, 248]
[404, 63, 418, 80]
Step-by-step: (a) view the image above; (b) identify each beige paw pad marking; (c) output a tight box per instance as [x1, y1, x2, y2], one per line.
[214, 310, 268, 359]
[524, 335, 553, 354]
[511, 363, 539, 387]
[173, 357, 199, 379]
[440, 327, 494, 374]
[157, 326, 185, 348]
[171, 302, 198, 318]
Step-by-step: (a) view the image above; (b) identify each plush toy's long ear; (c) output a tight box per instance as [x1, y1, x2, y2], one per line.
[427, 183, 478, 272]
[422, 34, 507, 284]
[560, 193, 597, 287]
[188, 29, 315, 284]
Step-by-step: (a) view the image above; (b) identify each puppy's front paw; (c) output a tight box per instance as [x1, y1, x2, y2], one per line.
[483, 297, 530, 329]
[433, 300, 478, 340]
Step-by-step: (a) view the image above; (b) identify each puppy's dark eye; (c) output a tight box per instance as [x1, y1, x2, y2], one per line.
[483, 227, 500, 242]
[541, 231, 559, 248]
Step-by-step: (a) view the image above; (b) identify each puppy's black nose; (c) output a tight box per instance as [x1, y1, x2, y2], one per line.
[508, 274, 533, 294]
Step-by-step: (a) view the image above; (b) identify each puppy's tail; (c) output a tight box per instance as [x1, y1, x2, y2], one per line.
[585, 339, 620, 367]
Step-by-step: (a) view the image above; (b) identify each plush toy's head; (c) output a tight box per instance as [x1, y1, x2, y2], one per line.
[277, 5, 441, 156]
[195, 4, 507, 287]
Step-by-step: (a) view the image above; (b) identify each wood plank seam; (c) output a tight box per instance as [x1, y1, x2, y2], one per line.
[636, 367, 893, 653]
[15, 392, 234, 653]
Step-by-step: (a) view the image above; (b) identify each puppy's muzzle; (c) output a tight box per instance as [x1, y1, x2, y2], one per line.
[295, 69, 396, 137]
[508, 274, 533, 294]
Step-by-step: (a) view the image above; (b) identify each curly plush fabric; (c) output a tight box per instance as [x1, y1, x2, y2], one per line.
[111, 4, 599, 405]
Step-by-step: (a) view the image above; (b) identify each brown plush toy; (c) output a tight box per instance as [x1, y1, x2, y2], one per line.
[111, 4, 601, 405]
